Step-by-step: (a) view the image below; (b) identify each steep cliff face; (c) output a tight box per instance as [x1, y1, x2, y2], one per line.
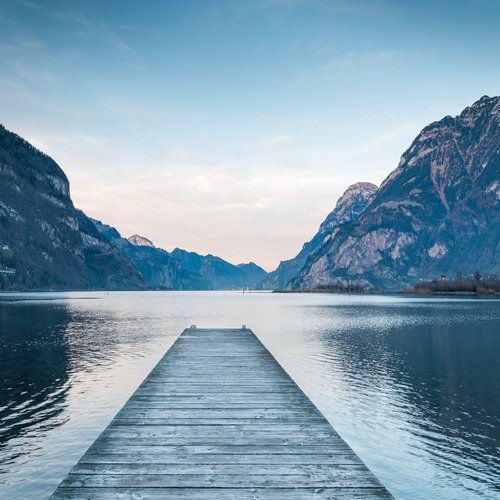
[318, 182, 379, 233]
[0, 125, 144, 290]
[291, 96, 500, 290]
[259, 182, 377, 289]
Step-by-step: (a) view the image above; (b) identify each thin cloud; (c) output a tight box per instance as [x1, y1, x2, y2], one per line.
[327, 123, 420, 159]
[249, 0, 380, 15]
[260, 135, 294, 149]
[17, 0, 130, 51]
[302, 49, 404, 80]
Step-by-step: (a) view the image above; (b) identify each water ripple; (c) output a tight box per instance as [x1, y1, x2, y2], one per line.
[0, 292, 499, 499]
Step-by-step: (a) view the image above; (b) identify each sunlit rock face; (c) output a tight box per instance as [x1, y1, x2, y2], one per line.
[0, 124, 144, 290]
[127, 234, 155, 248]
[259, 182, 378, 289]
[289, 95, 500, 290]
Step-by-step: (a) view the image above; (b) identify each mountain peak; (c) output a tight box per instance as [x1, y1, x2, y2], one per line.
[461, 94, 500, 123]
[338, 182, 378, 206]
[319, 181, 378, 232]
[257, 180, 378, 290]
[290, 95, 500, 291]
[343, 181, 378, 194]
[384, 94, 500, 194]
[237, 261, 265, 272]
[128, 234, 155, 248]
[474, 94, 498, 105]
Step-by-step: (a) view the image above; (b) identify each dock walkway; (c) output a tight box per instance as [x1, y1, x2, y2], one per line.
[52, 327, 392, 499]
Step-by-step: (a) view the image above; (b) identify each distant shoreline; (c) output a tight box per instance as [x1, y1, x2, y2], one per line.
[273, 289, 500, 297]
[403, 290, 500, 297]
[1, 289, 499, 302]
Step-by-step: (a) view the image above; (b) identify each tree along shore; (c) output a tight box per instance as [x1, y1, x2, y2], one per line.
[407, 272, 500, 296]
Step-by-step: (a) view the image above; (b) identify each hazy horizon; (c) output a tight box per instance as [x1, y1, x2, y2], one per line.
[1, 0, 499, 270]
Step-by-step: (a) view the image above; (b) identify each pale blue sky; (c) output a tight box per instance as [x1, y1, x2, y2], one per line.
[1, 0, 499, 269]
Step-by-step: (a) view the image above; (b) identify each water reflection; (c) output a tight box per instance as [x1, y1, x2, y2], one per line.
[290, 301, 500, 498]
[0, 293, 498, 499]
[0, 294, 182, 498]
[0, 303, 72, 467]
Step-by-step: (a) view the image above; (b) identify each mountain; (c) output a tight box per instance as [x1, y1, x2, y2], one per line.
[170, 248, 267, 289]
[0, 122, 267, 291]
[91, 220, 207, 290]
[289, 95, 500, 290]
[237, 262, 270, 288]
[92, 221, 268, 290]
[259, 182, 377, 289]
[128, 234, 155, 248]
[0, 124, 144, 290]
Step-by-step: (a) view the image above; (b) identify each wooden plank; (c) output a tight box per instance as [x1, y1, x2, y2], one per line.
[79, 453, 363, 465]
[70, 463, 373, 475]
[111, 417, 328, 425]
[93, 436, 339, 446]
[138, 384, 298, 389]
[110, 418, 330, 426]
[124, 400, 318, 407]
[58, 472, 383, 488]
[113, 409, 325, 418]
[51, 327, 392, 499]
[51, 487, 391, 499]
[129, 393, 315, 401]
[85, 445, 355, 455]
[100, 424, 337, 437]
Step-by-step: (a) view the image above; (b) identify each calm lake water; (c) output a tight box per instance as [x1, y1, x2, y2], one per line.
[0, 291, 498, 499]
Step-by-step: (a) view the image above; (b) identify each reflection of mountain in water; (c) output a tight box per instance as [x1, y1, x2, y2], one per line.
[0, 302, 72, 464]
[315, 302, 500, 487]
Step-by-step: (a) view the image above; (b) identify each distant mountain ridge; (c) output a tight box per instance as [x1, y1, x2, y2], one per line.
[91, 219, 207, 290]
[286, 95, 500, 290]
[92, 220, 267, 290]
[170, 248, 267, 290]
[258, 182, 377, 289]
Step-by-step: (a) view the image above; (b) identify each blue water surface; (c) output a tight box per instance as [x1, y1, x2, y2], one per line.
[0, 292, 499, 499]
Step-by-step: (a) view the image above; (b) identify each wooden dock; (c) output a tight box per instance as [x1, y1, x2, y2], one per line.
[51, 327, 392, 499]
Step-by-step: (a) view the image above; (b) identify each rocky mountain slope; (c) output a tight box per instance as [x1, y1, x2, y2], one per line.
[92, 222, 267, 290]
[171, 248, 267, 289]
[290, 95, 500, 290]
[0, 125, 144, 290]
[4, 94, 496, 291]
[259, 182, 377, 289]
[91, 221, 208, 289]
[0, 123, 267, 291]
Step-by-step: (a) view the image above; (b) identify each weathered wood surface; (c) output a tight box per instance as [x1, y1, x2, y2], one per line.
[51, 327, 392, 499]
